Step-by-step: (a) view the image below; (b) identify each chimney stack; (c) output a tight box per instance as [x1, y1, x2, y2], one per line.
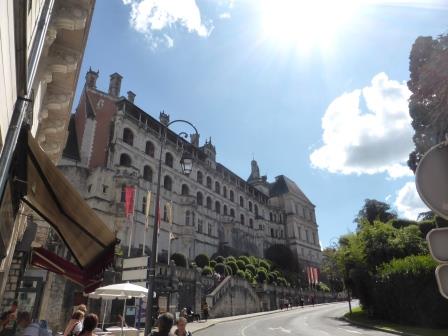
[85, 67, 99, 88]
[108, 72, 122, 97]
[190, 133, 200, 147]
[159, 111, 170, 126]
[127, 91, 136, 103]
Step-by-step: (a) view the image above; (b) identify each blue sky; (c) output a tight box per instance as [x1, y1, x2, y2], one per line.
[75, 0, 448, 248]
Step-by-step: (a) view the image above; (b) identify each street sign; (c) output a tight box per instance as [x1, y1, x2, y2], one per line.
[427, 228, 448, 263]
[415, 142, 448, 219]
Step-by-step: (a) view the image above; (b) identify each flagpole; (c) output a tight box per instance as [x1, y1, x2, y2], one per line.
[143, 191, 152, 256]
[167, 201, 173, 265]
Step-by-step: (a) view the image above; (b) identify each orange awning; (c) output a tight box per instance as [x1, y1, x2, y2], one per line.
[22, 131, 117, 275]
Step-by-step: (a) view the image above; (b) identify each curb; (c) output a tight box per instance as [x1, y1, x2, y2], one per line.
[342, 316, 421, 336]
[191, 302, 337, 334]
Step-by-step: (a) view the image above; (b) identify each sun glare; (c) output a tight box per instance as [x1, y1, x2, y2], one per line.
[259, 0, 359, 52]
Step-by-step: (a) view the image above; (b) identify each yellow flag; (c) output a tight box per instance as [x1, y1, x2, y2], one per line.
[145, 191, 151, 218]
[168, 201, 173, 225]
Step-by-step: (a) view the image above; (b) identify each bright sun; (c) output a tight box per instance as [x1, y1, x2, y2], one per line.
[259, 0, 359, 52]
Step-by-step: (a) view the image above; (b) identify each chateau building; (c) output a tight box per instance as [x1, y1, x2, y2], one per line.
[60, 70, 322, 267]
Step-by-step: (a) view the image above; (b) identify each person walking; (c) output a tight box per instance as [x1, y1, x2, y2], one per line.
[174, 317, 191, 336]
[16, 312, 49, 336]
[299, 297, 304, 308]
[78, 314, 98, 336]
[149, 313, 174, 336]
[63, 310, 84, 336]
[0, 301, 18, 336]
[76, 305, 87, 332]
[201, 302, 208, 322]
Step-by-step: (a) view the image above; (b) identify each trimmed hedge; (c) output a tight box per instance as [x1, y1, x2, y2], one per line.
[226, 261, 238, 275]
[236, 260, 246, 271]
[214, 262, 226, 275]
[209, 260, 217, 268]
[236, 269, 245, 278]
[171, 253, 187, 267]
[195, 254, 209, 268]
[202, 266, 213, 276]
[215, 255, 225, 263]
[245, 264, 256, 276]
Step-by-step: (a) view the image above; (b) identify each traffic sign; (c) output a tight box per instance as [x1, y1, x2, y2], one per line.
[427, 228, 448, 263]
[435, 265, 448, 300]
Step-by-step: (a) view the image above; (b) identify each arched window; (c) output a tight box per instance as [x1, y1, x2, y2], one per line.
[142, 196, 147, 213]
[206, 196, 212, 209]
[145, 141, 155, 157]
[230, 190, 234, 202]
[215, 201, 221, 214]
[165, 152, 174, 168]
[249, 201, 253, 212]
[239, 196, 244, 207]
[163, 204, 169, 222]
[123, 128, 134, 146]
[240, 214, 245, 225]
[223, 205, 228, 216]
[185, 210, 190, 226]
[230, 208, 235, 218]
[196, 192, 203, 206]
[223, 186, 227, 198]
[254, 204, 259, 217]
[143, 165, 152, 182]
[181, 184, 189, 196]
[215, 181, 220, 194]
[163, 175, 172, 191]
[197, 171, 203, 184]
[119, 153, 132, 166]
[249, 218, 253, 228]
[206, 176, 212, 189]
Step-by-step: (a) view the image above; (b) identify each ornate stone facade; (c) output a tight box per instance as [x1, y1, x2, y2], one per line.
[60, 70, 323, 267]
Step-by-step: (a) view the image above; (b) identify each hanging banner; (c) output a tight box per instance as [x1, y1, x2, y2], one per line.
[306, 266, 312, 285]
[145, 191, 152, 230]
[313, 268, 319, 285]
[125, 186, 135, 217]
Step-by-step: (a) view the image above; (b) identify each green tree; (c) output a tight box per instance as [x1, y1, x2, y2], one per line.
[202, 266, 213, 276]
[194, 254, 209, 268]
[170, 253, 187, 267]
[356, 199, 397, 225]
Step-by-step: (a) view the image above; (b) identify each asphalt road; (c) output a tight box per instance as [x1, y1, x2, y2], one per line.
[195, 302, 391, 336]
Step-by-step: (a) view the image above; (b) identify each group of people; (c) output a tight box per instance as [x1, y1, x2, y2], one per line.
[150, 313, 191, 336]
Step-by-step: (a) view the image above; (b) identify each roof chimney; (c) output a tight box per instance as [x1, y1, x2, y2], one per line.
[85, 67, 99, 88]
[127, 91, 136, 103]
[108, 72, 122, 97]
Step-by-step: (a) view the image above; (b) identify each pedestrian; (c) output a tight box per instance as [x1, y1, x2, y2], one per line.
[311, 296, 315, 307]
[0, 301, 18, 336]
[76, 305, 87, 332]
[78, 314, 98, 336]
[63, 310, 85, 336]
[116, 315, 127, 328]
[16, 312, 48, 336]
[299, 297, 304, 308]
[149, 313, 174, 336]
[174, 317, 191, 336]
[201, 302, 208, 322]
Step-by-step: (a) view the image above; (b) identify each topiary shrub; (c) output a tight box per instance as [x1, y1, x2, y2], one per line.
[215, 255, 225, 263]
[195, 254, 210, 268]
[202, 266, 213, 276]
[226, 261, 238, 275]
[244, 270, 253, 282]
[209, 260, 217, 268]
[225, 265, 233, 276]
[236, 269, 245, 278]
[236, 260, 246, 271]
[214, 262, 226, 275]
[226, 256, 236, 263]
[249, 256, 259, 266]
[256, 268, 268, 283]
[245, 264, 256, 276]
[171, 253, 187, 267]
[259, 259, 271, 270]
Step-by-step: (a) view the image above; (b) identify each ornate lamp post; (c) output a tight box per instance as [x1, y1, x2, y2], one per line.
[145, 119, 198, 334]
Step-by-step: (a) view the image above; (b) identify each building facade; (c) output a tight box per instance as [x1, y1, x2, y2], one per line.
[60, 70, 323, 267]
[0, 0, 97, 322]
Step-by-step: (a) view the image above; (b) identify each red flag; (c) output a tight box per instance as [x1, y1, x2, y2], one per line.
[313, 268, 319, 285]
[125, 186, 135, 217]
[306, 266, 311, 285]
[310, 267, 315, 285]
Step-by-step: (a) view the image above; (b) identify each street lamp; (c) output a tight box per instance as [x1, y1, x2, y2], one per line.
[145, 119, 199, 335]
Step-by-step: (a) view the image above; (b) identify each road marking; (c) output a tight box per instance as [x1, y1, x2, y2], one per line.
[268, 327, 291, 333]
[337, 327, 362, 334]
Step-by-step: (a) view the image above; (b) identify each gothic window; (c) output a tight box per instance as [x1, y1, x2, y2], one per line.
[142, 196, 147, 213]
[230, 208, 235, 218]
[258, 224, 263, 230]
[249, 218, 253, 228]
[119, 153, 132, 167]
[223, 205, 228, 216]
[229, 190, 234, 202]
[240, 214, 245, 225]
[165, 152, 174, 168]
[254, 204, 259, 217]
[305, 229, 310, 242]
[163, 175, 172, 191]
[208, 223, 213, 236]
[196, 192, 203, 206]
[181, 184, 189, 196]
[185, 210, 190, 226]
[145, 141, 155, 157]
[223, 186, 227, 198]
[249, 201, 253, 212]
[271, 228, 274, 237]
[191, 211, 196, 226]
[215, 201, 221, 214]
[123, 128, 134, 146]
[206, 196, 212, 209]
[215, 181, 220, 194]
[239, 196, 244, 207]
[143, 165, 153, 182]
[197, 171, 203, 184]
[206, 176, 212, 189]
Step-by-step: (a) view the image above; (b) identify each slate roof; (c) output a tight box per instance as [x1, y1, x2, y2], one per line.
[62, 115, 80, 161]
[269, 175, 314, 206]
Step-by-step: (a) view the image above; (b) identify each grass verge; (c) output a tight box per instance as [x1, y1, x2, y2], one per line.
[345, 307, 448, 336]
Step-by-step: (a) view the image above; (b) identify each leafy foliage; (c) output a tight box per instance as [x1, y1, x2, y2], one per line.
[171, 253, 187, 267]
[209, 260, 217, 268]
[214, 255, 225, 263]
[194, 254, 209, 268]
[214, 263, 226, 275]
[226, 261, 238, 275]
[356, 199, 397, 225]
[201, 266, 213, 276]
[236, 269, 245, 278]
[236, 260, 246, 271]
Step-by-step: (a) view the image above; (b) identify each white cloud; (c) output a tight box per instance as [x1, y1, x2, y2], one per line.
[219, 12, 231, 19]
[394, 181, 429, 220]
[310, 72, 413, 179]
[122, 0, 212, 48]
